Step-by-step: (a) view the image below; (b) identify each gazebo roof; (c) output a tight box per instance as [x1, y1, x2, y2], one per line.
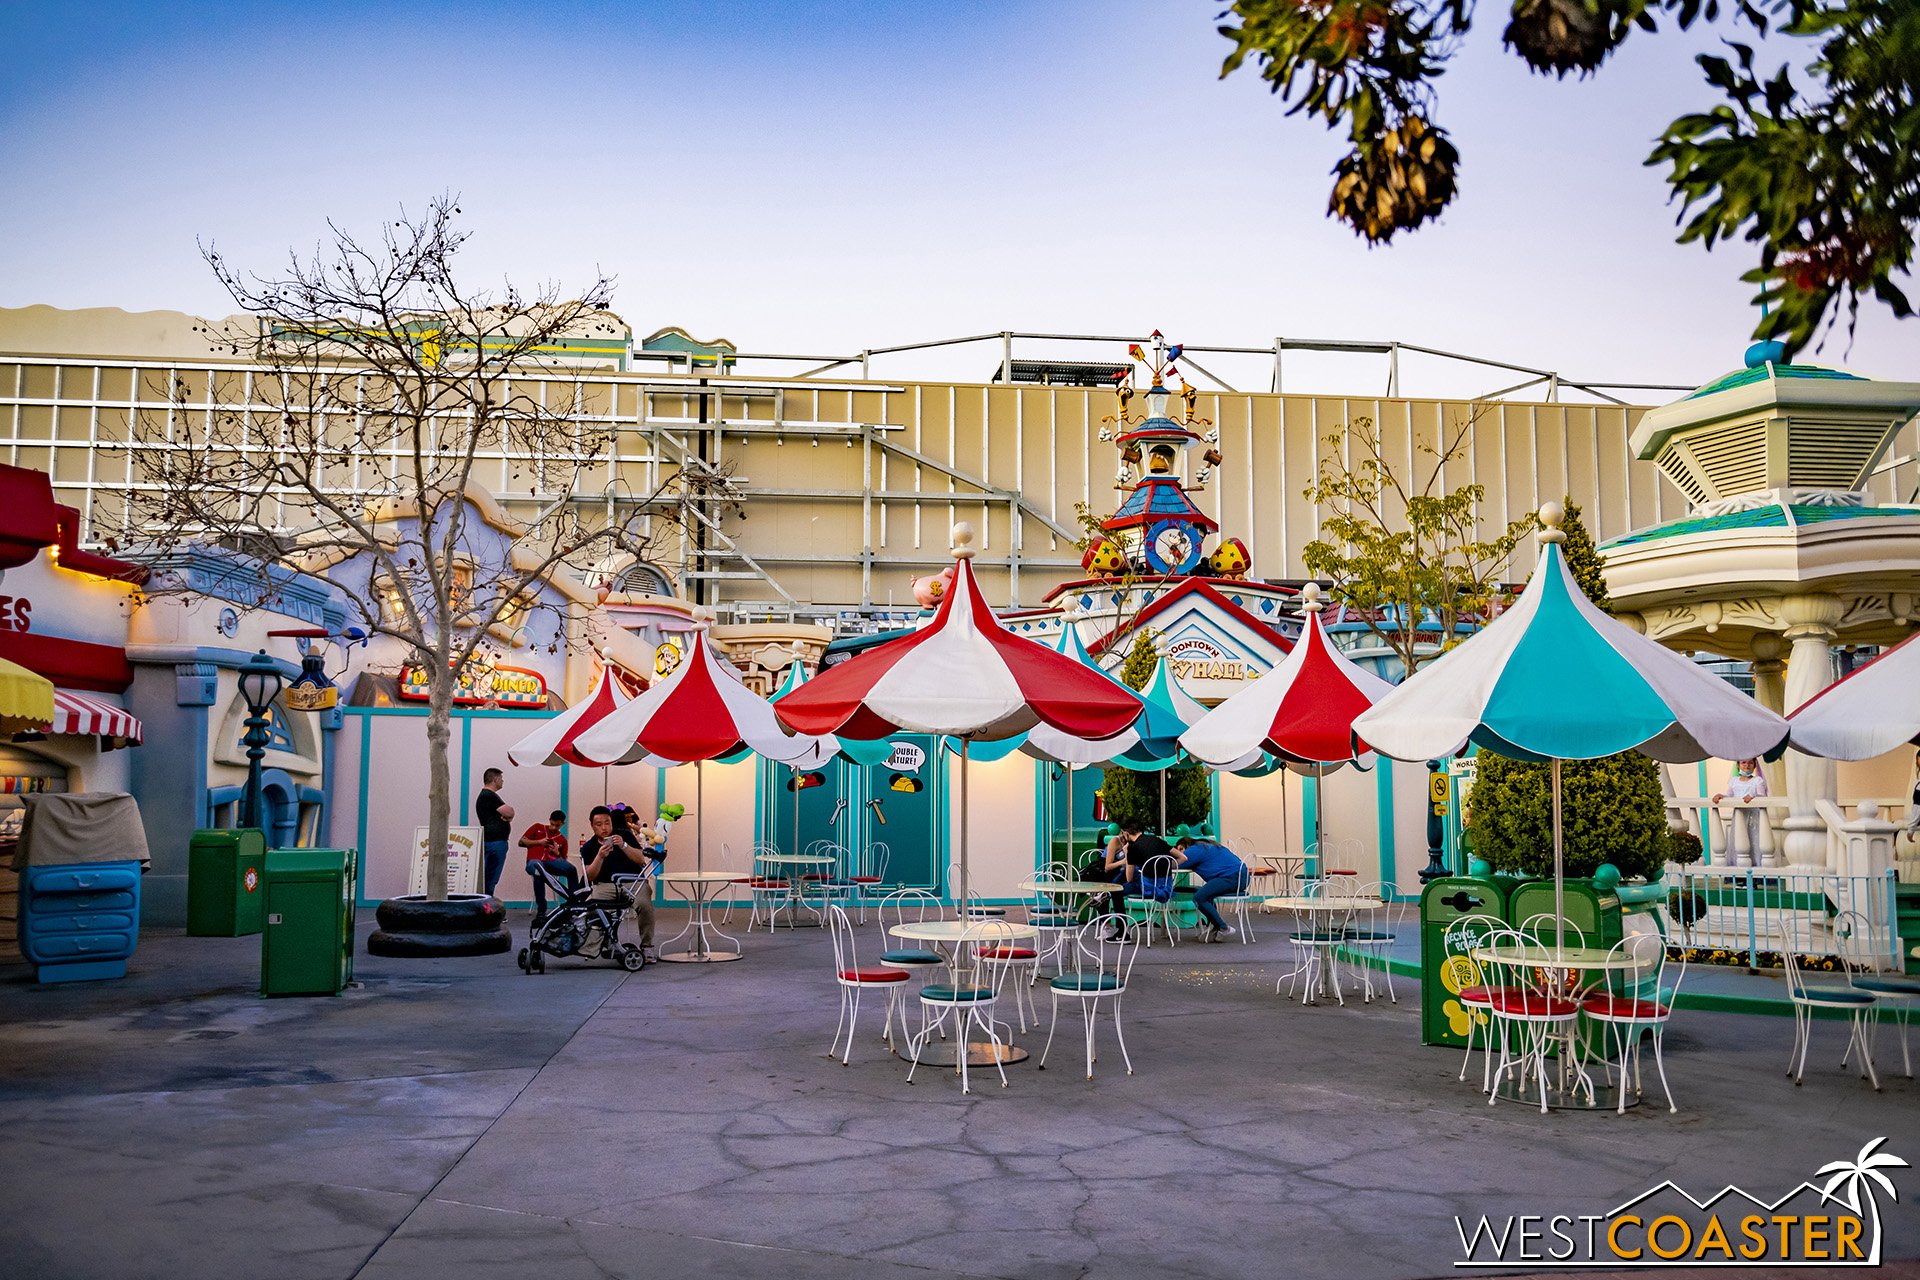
[1604, 501, 1920, 549]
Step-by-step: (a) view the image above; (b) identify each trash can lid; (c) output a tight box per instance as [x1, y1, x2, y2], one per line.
[264, 848, 350, 879]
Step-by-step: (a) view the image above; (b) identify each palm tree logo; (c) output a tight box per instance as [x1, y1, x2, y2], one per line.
[1817, 1137, 1908, 1265]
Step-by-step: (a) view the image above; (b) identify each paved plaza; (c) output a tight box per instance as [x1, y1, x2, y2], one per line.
[2, 911, 1916, 1280]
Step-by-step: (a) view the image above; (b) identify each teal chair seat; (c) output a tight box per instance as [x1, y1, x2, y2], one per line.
[1854, 977, 1920, 997]
[920, 984, 994, 1002]
[1050, 971, 1122, 993]
[881, 948, 943, 966]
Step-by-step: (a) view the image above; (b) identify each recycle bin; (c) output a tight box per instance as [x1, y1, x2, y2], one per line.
[1419, 876, 1510, 1048]
[13, 792, 149, 984]
[188, 828, 267, 937]
[261, 848, 356, 996]
[1507, 879, 1622, 954]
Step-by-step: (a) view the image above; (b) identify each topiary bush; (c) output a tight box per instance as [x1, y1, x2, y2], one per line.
[1667, 828, 1703, 867]
[1464, 750, 1671, 882]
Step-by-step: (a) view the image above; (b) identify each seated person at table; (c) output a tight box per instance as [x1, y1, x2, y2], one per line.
[519, 809, 580, 922]
[1176, 836, 1251, 942]
[1119, 820, 1178, 926]
[581, 805, 656, 954]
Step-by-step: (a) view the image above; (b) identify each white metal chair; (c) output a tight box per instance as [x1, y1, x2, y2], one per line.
[1025, 869, 1081, 978]
[907, 920, 1015, 1093]
[1840, 910, 1920, 1080]
[1343, 880, 1403, 1002]
[1039, 913, 1141, 1079]
[1280, 882, 1351, 1005]
[1443, 911, 1511, 1093]
[1131, 853, 1181, 947]
[848, 841, 890, 923]
[876, 888, 946, 1045]
[1482, 927, 1589, 1114]
[745, 848, 793, 932]
[1581, 930, 1686, 1113]
[826, 904, 910, 1065]
[1518, 913, 1587, 953]
[1784, 914, 1880, 1089]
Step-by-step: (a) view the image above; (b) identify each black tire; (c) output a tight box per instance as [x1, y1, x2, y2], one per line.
[517, 947, 530, 972]
[374, 895, 504, 935]
[618, 944, 645, 973]
[531, 948, 545, 973]
[366, 927, 513, 958]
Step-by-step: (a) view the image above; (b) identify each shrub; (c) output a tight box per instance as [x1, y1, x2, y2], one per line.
[1667, 828, 1703, 866]
[1098, 632, 1212, 834]
[1464, 750, 1670, 882]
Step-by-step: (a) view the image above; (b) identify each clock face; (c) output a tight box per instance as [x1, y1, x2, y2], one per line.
[1143, 520, 1202, 574]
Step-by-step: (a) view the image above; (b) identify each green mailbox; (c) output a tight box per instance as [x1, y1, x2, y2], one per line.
[187, 829, 268, 937]
[1508, 879, 1622, 953]
[1419, 876, 1510, 1048]
[261, 848, 356, 996]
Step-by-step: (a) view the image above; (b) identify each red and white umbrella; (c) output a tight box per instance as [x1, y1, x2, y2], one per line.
[1789, 629, 1920, 760]
[1182, 583, 1395, 869]
[776, 524, 1139, 908]
[507, 662, 633, 768]
[1182, 583, 1394, 768]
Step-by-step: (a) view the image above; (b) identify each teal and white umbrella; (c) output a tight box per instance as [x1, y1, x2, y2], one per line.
[1353, 504, 1789, 933]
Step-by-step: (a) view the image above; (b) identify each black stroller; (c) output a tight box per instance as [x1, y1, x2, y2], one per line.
[517, 867, 650, 974]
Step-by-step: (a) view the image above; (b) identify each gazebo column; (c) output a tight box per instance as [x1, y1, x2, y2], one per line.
[1746, 633, 1789, 867]
[1780, 595, 1842, 868]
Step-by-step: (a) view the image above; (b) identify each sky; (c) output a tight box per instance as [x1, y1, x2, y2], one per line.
[0, 0, 1911, 399]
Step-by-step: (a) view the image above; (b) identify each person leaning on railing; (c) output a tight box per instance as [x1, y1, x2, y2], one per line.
[1711, 759, 1769, 868]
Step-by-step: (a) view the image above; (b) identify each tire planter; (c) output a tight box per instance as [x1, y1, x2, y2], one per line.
[367, 894, 512, 958]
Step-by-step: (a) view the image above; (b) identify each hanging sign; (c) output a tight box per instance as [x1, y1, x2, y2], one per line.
[408, 825, 483, 896]
[885, 741, 926, 773]
[396, 663, 547, 708]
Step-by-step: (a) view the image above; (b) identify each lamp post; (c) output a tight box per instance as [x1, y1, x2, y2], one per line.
[237, 650, 285, 832]
[1419, 759, 1450, 883]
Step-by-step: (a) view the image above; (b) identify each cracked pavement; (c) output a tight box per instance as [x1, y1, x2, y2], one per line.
[1, 916, 1915, 1279]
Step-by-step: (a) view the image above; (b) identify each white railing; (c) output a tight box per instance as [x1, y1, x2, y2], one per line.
[1663, 865, 1902, 971]
[1669, 794, 1915, 876]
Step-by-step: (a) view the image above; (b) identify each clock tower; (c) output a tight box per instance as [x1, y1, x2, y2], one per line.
[1084, 332, 1226, 578]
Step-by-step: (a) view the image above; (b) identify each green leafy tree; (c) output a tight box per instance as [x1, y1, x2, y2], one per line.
[1217, 0, 1917, 357]
[1464, 498, 1681, 879]
[1300, 410, 1534, 676]
[1099, 635, 1213, 834]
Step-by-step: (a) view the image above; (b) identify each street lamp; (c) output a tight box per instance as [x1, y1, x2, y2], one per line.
[237, 649, 284, 832]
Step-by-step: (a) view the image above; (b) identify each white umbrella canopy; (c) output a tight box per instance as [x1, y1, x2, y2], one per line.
[1352, 504, 1790, 936]
[1789, 629, 1920, 760]
[1352, 510, 1788, 767]
[506, 662, 632, 768]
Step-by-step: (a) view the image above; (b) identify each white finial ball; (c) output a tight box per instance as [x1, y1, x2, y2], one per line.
[1302, 581, 1325, 614]
[691, 605, 715, 627]
[1860, 800, 1880, 821]
[951, 521, 977, 559]
[1538, 501, 1567, 544]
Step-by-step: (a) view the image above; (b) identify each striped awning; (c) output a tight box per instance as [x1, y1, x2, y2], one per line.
[51, 689, 143, 745]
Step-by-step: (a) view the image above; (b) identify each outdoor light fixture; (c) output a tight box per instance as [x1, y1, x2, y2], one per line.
[237, 649, 284, 831]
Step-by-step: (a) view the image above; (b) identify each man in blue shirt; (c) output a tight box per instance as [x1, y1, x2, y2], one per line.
[1175, 837, 1250, 942]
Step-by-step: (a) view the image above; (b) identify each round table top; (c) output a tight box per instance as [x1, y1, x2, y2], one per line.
[660, 870, 750, 884]
[1260, 896, 1384, 913]
[889, 919, 1040, 943]
[757, 854, 835, 866]
[1016, 879, 1119, 894]
[1474, 943, 1638, 971]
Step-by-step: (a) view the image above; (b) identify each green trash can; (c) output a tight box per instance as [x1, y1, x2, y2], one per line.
[261, 848, 356, 996]
[187, 829, 268, 937]
[1507, 879, 1622, 953]
[1419, 876, 1510, 1048]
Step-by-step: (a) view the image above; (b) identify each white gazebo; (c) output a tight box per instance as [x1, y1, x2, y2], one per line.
[1601, 350, 1920, 872]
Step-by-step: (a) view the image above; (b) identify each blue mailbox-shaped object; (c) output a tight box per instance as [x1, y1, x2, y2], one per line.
[15, 792, 148, 983]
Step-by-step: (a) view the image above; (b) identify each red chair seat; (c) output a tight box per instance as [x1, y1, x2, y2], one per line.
[849, 875, 885, 883]
[977, 946, 1038, 960]
[1486, 990, 1578, 1018]
[1248, 867, 1276, 876]
[746, 878, 786, 888]
[1458, 985, 1524, 1005]
[839, 967, 910, 983]
[1580, 993, 1669, 1020]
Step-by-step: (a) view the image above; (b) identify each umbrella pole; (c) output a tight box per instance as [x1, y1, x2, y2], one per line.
[1551, 758, 1564, 951]
[959, 739, 971, 914]
[1315, 762, 1326, 876]
[1158, 770, 1166, 836]
[1064, 765, 1073, 871]
[696, 758, 705, 876]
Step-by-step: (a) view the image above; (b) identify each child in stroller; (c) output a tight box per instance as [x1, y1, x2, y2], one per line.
[517, 864, 650, 973]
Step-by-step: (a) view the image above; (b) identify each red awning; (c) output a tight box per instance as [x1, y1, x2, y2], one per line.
[50, 689, 142, 745]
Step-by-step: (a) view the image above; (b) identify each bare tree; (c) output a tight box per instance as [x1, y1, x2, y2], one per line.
[1301, 406, 1535, 676]
[125, 195, 686, 900]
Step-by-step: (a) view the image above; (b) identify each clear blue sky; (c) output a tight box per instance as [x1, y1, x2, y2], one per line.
[0, 0, 1909, 396]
